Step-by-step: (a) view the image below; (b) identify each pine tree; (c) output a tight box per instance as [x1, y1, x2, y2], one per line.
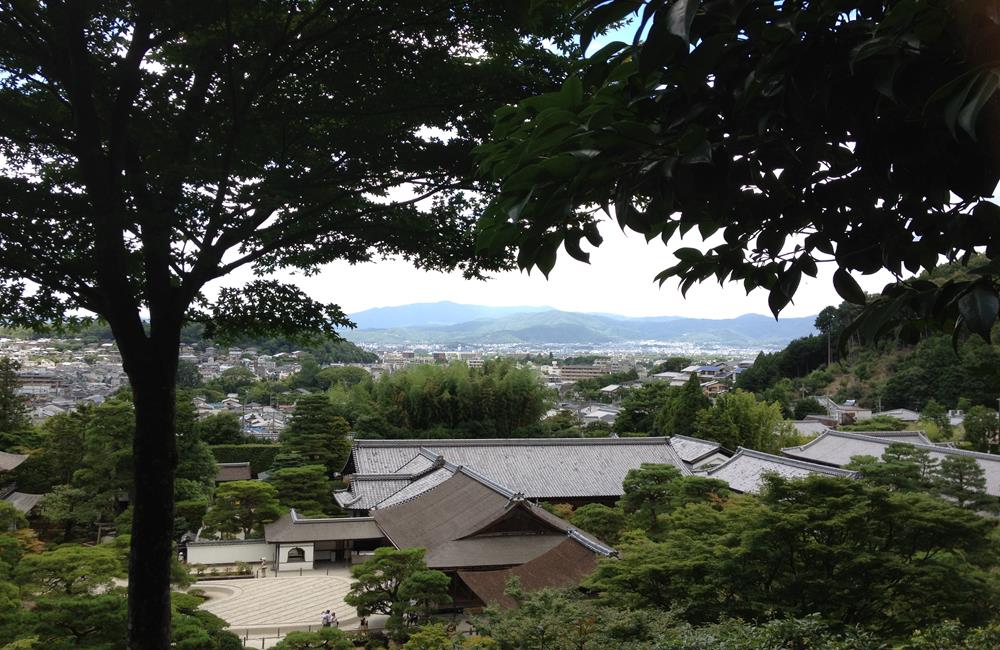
[0, 358, 28, 445]
[280, 394, 351, 477]
[935, 456, 997, 513]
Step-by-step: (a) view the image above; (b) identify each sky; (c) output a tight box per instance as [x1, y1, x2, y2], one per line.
[212, 18, 899, 321]
[216, 219, 897, 319]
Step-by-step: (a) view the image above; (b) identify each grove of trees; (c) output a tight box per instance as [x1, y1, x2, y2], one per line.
[0, 2, 578, 644]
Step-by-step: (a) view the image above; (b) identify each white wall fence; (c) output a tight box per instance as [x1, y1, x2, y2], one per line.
[187, 540, 272, 565]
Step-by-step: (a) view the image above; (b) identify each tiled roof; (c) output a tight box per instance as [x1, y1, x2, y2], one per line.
[3, 490, 43, 513]
[375, 466, 456, 509]
[703, 448, 856, 494]
[373, 468, 613, 570]
[0, 451, 28, 473]
[214, 462, 252, 483]
[781, 430, 1000, 496]
[840, 431, 932, 444]
[263, 510, 383, 543]
[333, 475, 411, 510]
[668, 435, 723, 463]
[347, 437, 690, 499]
[458, 538, 600, 608]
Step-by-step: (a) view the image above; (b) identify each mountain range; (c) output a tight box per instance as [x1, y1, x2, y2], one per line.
[342, 302, 816, 347]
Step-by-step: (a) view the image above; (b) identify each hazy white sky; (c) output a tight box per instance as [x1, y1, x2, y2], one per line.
[215, 21, 899, 320]
[218, 218, 896, 319]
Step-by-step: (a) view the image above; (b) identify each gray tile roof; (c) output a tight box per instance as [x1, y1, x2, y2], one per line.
[264, 510, 383, 543]
[375, 466, 455, 509]
[789, 420, 828, 437]
[668, 435, 723, 463]
[333, 476, 411, 510]
[782, 430, 1000, 496]
[3, 490, 42, 513]
[347, 437, 690, 500]
[841, 431, 932, 444]
[373, 467, 613, 570]
[0, 451, 28, 473]
[703, 448, 857, 494]
[214, 462, 252, 483]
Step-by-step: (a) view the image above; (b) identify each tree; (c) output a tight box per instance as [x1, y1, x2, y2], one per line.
[268, 464, 333, 516]
[935, 456, 997, 512]
[653, 374, 709, 437]
[848, 442, 939, 492]
[403, 624, 454, 650]
[174, 360, 203, 389]
[204, 480, 282, 539]
[281, 394, 352, 476]
[588, 475, 998, 635]
[271, 628, 353, 650]
[793, 397, 826, 421]
[0, 502, 26, 532]
[398, 570, 453, 624]
[0, 357, 28, 442]
[39, 486, 102, 542]
[963, 406, 1000, 454]
[345, 547, 446, 630]
[15, 545, 124, 597]
[620, 464, 683, 534]
[613, 382, 672, 434]
[478, 0, 1000, 344]
[568, 503, 626, 546]
[735, 352, 781, 394]
[208, 367, 259, 396]
[194, 412, 245, 445]
[694, 390, 792, 453]
[72, 399, 135, 523]
[922, 399, 952, 438]
[0, 4, 575, 643]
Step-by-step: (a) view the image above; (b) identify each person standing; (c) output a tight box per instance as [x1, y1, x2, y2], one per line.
[321, 610, 331, 628]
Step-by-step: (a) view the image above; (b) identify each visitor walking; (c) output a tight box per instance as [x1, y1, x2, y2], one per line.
[321, 609, 332, 627]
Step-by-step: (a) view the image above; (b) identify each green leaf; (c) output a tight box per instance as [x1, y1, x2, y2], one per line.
[958, 70, 1000, 140]
[673, 247, 702, 262]
[958, 283, 999, 340]
[833, 269, 867, 305]
[667, 0, 701, 43]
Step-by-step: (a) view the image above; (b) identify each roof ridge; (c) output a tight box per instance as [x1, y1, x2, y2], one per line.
[669, 434, 721, 445]
[289, 508, 375, 524]
[733, 447, 858, 477]
[371, 466, 459, 511]
[791, 430, 1000, 462]
[566, 529, 617, 557]
[352, 437, 672, 447]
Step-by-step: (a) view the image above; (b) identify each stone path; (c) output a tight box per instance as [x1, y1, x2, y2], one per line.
[197, 575, 355, 631]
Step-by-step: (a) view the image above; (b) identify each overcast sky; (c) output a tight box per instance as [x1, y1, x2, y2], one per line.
[214, 21, 899, 320]
[217, 218, 896, 319]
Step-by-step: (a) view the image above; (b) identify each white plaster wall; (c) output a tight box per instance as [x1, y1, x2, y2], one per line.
[277, 542, 314, 571]
[186, 541, 272, 565]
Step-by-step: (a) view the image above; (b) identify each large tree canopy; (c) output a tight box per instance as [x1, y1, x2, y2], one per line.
[0, 3, 576, 647]
[478, 0, 1000, 342]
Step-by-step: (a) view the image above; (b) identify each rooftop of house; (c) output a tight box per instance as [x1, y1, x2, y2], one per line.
[372, 466, 614, 570]
[214, 462, 253, 483]
[701, 447, 857, 494]
[781, 430, 1000, 496]
[0, 451, 29, 473]
[343, 437, 691, 500]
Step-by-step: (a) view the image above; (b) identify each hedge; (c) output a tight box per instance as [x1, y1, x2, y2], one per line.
[209, 444, 280, 476]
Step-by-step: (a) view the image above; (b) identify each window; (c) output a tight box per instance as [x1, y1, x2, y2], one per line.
[286, 547, 305, 562]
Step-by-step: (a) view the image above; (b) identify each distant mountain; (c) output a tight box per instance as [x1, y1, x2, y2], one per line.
[343, 307, 817, 347]
[347, 301, 553, 329]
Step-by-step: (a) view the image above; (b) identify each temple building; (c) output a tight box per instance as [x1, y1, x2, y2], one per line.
[334, 436, 693, 515]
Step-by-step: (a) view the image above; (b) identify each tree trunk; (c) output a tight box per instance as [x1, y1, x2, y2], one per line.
[119, 329, 180, 650]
